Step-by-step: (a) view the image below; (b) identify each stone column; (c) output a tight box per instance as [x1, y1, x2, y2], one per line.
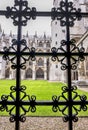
[44, 51, 47, 80]
[33, 61, 36, 80]
[49, 63, 55, 81]
[9, 69, 12, 79]
[11, 70, 15, 79]
[44, 70, 47, 80]
[21, 70, 25, 80]
[1, 59, 5, 79]
[61, 71, 66, 82]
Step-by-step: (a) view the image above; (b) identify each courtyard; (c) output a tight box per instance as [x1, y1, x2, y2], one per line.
[0, 80, 88, 116]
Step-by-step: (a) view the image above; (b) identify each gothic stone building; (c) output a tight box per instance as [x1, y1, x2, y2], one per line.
[0, 31, 51, 80]
[1, 0, 88, 82]
[50, 0, 88, 82]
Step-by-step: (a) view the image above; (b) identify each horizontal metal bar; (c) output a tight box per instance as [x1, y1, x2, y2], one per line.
[21, 100, 67, 106]
[0, 100, 88, 106]
[0, 100, 15, 105]
[0, 51, 88, 57]
[0, 100, 66, 106]
[20, 52, 65, 57]
[0, 10, 7, 15]
[21, 100, 88, 106]
[80, 12, 88, 17]
[0, 10, 88, 18]
[36, 12, 88, 18]
[36, 11, 52, 17]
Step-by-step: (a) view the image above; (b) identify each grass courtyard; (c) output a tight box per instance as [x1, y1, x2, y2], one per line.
[0, 80, 88, 116]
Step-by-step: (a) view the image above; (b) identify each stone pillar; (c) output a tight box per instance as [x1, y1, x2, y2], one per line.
[44, 71, 47, 80]
[49, 63, 56, 81]
[11, 70, 15, 79]
[21, 70, 25, 80]
[9, 70, 12, 79]
[0, 57, 2, 79]
[33, 42, 35, 48]
[44, 50, 47, 80]
[1, 59, 5, 79]
[61, 71, 66, 82]
[33, 61, 36, 80]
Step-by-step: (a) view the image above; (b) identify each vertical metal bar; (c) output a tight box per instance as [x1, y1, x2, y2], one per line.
[15, 0, 22, 130]
[65, 0, 73, 130]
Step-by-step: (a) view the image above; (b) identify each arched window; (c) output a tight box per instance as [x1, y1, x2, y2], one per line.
[36, 68, 44, 79]
[5, 68, 10, 78]
[38, 58, 44, 66]
[39, 41, 43, 47]
[25, 68, 32, 78]
[46, 42, 50, 47]
[73, 71, 78, 80]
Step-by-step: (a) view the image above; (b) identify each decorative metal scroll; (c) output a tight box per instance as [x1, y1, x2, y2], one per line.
[52, 86, 87, 122]
[51, 39, 85, 70]
[0, 0, 88, 130]
[0, 85, 36, 122]
[51, 1, 81, 26]
[6, 0, 36, 26]
[3, 39, 36, 69]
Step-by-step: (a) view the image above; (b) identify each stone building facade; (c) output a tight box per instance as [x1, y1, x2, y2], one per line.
[0, 0, 88, 82]
[0, 30, 51, 80]
[50, 0, 88, 82]
[71, 0, 88, 81]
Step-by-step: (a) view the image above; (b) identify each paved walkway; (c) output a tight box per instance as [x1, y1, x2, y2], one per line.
[0, 117, 88, 130]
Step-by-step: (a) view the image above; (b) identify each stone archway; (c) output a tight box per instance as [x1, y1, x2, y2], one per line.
[25, 68, 32, 78]
[36, 68, 44, 79]
[38, 58, 44, 66]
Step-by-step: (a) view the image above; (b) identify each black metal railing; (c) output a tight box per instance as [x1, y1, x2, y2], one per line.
[0, 0, 88, 130]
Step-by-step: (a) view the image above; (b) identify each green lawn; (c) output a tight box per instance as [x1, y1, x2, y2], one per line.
[0, 80, 88, 116]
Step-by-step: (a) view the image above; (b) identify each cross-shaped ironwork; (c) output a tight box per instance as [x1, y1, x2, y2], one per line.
[0, 0, 88, 130]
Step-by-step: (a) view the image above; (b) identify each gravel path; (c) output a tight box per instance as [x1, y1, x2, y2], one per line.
[0, 117, 88, 130]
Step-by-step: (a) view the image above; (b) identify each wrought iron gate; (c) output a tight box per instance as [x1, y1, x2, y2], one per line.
[0, 0, 88, 130]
